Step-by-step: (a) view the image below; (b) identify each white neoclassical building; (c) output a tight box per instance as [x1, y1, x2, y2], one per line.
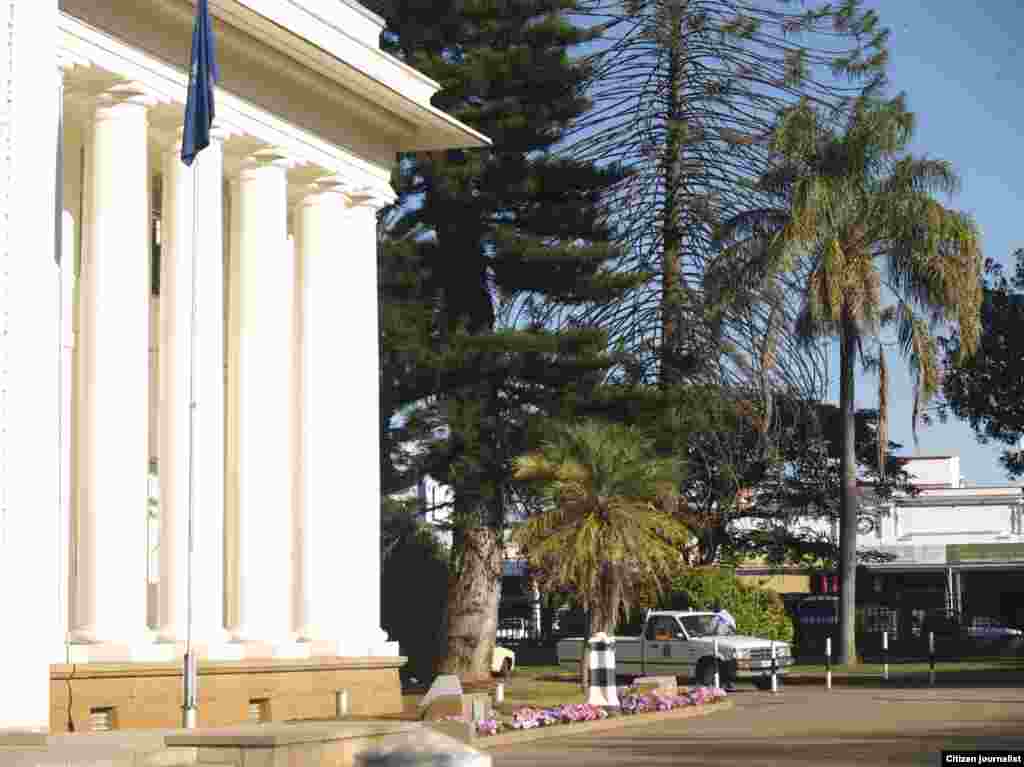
[1, 0, 487, 735]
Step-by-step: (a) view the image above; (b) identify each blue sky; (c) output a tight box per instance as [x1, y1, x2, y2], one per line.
[833, 0, 1024, 484]
[560, 1, 1024, 484]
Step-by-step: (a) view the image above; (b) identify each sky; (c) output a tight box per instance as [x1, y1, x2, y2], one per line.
[560, 0, 1024, 485]
[829, 0, 1024, 484]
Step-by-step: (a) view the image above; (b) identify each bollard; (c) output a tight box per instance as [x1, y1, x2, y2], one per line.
[770, 640, 778, 694]
[825, 637, 832, 691]
[495, 682, 504, 705]
[587, 633, 620, 708]
[713, 639, 720, 689]
[336, 689, 350, 719]
[470, 696, 486, 724]
[182, 651, 198, 729]
[928, 631, 935, 686]
[882, 631, 889, 682]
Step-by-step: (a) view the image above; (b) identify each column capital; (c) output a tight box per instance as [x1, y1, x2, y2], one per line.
[294, 176, 351, 208]
[238, 147, 297, 174]
[93, 82, 160, 121]
[154, 123, 231, 155]
[345, 183, 397, 211]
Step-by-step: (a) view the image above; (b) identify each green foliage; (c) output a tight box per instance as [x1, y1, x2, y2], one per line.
[376, 0, 648, 674]
[558, 0, 890, 392]
[940, 250, 1024, 478]
[380, 499, 450, 683]
[513, 420, 689, 633]
[662, 568, 794, 643]
[720, 93, 983, 664]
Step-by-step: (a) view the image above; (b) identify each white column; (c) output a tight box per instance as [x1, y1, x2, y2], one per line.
[342, 190, 397, 656]
[57, 64, 85, 667]
[293, 181, 349, 654]
[68, 84, 164, 658]
[224, 177, 241, 638]
[157, 130, 233, 655]
[0, 0, 61, 733]
[229, 150, 300, 651]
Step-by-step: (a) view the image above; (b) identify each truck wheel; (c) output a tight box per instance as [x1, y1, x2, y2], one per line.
[694, 659, 716, 687]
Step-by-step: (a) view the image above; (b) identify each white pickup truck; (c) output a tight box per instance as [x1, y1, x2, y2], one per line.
[557, 610, 793, 690]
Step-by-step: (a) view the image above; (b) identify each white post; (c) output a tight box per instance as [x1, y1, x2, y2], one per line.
[825, 637, 832, 690]
[713, 639, 720, 689]
[882, 631, 889, 681]
[770, 638, 778, 692]
[929, 631, 935, 686]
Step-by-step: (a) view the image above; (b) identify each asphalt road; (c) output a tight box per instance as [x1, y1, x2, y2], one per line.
[488, 685, 1024, 767]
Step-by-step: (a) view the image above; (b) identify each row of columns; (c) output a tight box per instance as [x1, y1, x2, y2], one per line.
[65, 76, 391, 660]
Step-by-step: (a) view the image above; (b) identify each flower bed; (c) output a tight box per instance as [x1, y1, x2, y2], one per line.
[442, 686, 728, 738]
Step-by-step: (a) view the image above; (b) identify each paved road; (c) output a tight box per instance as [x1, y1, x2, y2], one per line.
[488, 686, 1024, 767]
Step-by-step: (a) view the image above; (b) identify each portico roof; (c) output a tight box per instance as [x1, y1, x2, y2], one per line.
[204, 0, 492, 151]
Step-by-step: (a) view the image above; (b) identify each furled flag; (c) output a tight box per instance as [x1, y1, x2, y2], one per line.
[181, 0, 220, 166]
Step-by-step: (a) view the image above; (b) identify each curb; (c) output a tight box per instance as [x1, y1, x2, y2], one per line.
[432, 699, 735, 750]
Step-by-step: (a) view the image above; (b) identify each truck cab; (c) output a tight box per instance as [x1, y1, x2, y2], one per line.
[556, 610, 793, 690]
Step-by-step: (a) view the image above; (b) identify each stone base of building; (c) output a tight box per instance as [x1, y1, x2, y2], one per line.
[50, 656, 405, 733]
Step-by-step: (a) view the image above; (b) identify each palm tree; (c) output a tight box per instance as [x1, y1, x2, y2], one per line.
[717, 94, 983, 664]
[513, 421, 689, 641]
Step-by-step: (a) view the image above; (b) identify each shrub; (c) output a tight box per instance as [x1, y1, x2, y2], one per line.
[381, 501, 449, 684]
[622, 567, 793, 642]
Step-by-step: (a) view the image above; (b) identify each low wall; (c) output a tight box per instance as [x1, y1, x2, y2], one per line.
[50, 656, 405, 733]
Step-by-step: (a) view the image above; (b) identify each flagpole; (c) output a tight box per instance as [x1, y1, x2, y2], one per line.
[182, 149, 200, 730]
[181, 0, 217, 728]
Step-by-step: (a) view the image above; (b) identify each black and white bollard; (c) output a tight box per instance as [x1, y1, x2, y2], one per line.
[825, 637, 832, 691]
[770, 640, 778, 694]
[713, 639, 720, 689]
[928, 631, 936, 686]
[882, 631, 889, 682]
[587, 633, 620, 708]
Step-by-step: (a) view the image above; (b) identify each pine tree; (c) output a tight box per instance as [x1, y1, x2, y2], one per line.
[557, 0, 889, 392]
[376, 0, 644, 678]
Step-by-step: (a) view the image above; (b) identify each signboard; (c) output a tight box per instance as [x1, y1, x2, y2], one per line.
[946, 543, 1024, 563]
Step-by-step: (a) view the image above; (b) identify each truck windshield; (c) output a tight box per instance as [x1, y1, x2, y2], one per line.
[679, 615, 734, 637]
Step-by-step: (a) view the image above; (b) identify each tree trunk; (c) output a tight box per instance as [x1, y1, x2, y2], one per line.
[582, 566, 622, 691]
[659, 13, 685, 387]
[436, 524, 504, 681]
[837, 314, 859, 665]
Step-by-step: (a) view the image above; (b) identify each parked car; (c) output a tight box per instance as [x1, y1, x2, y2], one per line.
[965, 616, 1023, 641]
[557, 610, 792, 690]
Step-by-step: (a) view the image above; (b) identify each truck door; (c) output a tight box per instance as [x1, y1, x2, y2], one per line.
[644, 616, 688, 673]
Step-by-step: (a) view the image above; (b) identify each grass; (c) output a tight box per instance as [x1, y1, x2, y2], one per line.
[496, 666, 585, 712]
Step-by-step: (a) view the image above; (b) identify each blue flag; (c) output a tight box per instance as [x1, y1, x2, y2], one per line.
[181, 0, 219, 166]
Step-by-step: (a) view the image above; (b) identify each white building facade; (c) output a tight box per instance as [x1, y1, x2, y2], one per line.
[0, 0, 486, 734]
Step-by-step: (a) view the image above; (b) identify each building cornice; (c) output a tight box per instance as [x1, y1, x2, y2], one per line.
[198, 0, 491, 151]
[58, 15, 396, 198]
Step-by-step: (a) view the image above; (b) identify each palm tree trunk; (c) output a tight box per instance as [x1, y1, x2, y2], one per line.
[838, 314, 859, 665]
[582, 567, 622, 692]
